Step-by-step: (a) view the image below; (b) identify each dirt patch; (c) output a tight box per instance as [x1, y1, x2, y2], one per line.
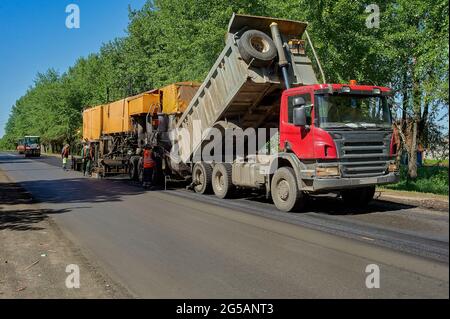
[0, 169, 133, 299]
[376, 188, 449, 212]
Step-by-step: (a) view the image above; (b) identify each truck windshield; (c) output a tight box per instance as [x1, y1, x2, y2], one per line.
[316, 94, 392, 130]
[25, 137, 40, 144]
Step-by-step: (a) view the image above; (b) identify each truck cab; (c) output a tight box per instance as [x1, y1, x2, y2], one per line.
[265, 83, 399, 210]
[281, 84, 397, 165]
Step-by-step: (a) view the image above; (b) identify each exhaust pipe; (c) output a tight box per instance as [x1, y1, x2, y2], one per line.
[270, 22, 290, 89]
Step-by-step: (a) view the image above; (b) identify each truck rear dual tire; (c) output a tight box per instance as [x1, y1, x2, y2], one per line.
[238, 30, 277, 67]
[138, 157, 144, 183]
[129, 156, 140, 181]
[212, 163, 234, 199]
[271, 167, 304, 212]
[193, 162, 213, 194]
[341, 186, 376, 208]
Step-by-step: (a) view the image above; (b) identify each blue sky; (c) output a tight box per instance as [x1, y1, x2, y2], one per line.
[0, 0, 147, 137]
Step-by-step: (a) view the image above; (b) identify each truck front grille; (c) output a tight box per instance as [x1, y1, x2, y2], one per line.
[342, 141, 385, 157]
[341, 159, 389, 178]
[332, 133, 392, 178]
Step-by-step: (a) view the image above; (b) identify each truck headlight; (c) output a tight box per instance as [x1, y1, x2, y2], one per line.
[316, 166, 340, 177]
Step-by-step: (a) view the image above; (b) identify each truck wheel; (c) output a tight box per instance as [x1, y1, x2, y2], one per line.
[128, 160, 135, 180]
[192, 162, 213, 194]
[129, 156, 139, 181]
[212, 163, 234, 199]
[271, 167, 303, 212]
[138, 158, 144, 183]
[341, 186, 376, 207]
[238, 30, 277, 67]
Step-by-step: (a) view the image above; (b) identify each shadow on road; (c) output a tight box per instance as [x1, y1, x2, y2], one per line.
[12, 178, 146, 205]
[304, 196, 416, 215]
[0, 153, 61, 167]
[0, 181, 37, 205]
[0, 170, 73, 231]
[0, 160, 32, 165]
[33, 156, 62, 168]
[0, 208, 70, 231]
[240, 191, 416, 215]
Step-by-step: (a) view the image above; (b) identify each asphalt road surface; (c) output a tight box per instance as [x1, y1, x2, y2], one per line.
[1, 153, 448, 298]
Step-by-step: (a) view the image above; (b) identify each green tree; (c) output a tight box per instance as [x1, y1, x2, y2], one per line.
[1, 0, 448, 174]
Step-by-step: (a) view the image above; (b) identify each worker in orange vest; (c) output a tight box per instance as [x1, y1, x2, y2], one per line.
[143, 146, 156, 188]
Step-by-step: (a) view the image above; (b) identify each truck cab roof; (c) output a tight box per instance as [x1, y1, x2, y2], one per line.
[285, 84, 392, 95]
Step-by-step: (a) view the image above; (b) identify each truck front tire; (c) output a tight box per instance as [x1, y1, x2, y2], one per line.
[212, 163, 234, 199]
[271, 167, 303, 212]
[192, 162, 213, 194]
[341, 186, 376, 208]
[238, 30, 277, 67]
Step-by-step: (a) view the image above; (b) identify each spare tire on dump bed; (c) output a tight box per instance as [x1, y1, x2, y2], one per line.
[238, 29, 277, 67]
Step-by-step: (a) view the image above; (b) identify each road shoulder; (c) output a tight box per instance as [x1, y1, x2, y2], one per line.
[377, 188, 449, 212]
[0, 168, 132, 299]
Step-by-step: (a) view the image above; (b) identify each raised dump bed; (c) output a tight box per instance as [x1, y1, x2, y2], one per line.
[174, 14, 318, 164]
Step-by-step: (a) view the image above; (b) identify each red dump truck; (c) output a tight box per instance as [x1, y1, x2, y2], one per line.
[84, 14, 400, 212]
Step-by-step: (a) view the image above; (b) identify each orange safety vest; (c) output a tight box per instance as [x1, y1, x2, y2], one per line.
[143, 150, 156, 169]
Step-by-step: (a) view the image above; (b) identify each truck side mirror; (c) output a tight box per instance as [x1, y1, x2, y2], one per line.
[293, 97, 306, 107]
[293, 107, 307, 127]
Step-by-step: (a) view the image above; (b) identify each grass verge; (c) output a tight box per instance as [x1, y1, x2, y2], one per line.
[384, 165, 449, 195]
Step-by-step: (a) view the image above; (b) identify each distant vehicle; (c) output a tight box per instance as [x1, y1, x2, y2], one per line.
[16, 138, 25, 154]
[20, 136, 41, 157]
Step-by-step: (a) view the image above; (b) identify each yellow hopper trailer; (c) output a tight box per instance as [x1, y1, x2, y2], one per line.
[82, 82, 200, 178]
[82, 105, 103, 141]
[102, 99, 131, 135]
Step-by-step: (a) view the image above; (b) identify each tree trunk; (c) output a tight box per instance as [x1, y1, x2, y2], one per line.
[408, 56, 421, 180]
[408, 120, 418, 180]
[401, 71, 409, 132]
[418, 102, 429, 147]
